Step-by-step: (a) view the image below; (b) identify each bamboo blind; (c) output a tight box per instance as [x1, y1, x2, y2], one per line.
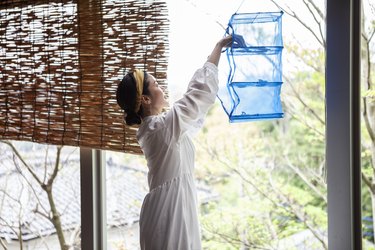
[0, 0, 169, 154]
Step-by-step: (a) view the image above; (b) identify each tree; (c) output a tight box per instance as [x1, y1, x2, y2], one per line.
[194, 0, 375, 248]
[267, 0, 375, 243]
[194, 0, 328, 249]
[195, 102, 327, 249]
[360, 0, 375, 241]
[0, 141, 80, 250]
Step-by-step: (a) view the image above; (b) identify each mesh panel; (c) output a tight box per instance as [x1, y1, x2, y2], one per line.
[218, 11, 284, 122]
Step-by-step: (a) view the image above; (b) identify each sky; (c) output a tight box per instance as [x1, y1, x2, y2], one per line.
[165, 0, 324, 101]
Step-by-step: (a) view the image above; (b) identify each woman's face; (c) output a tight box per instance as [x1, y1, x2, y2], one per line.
[146, 74, 169, 114]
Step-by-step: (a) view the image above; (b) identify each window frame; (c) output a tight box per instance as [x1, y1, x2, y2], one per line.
[326, 0, 362, 249]
[80, 149, 107, 250]
[80, 0, 363, 249]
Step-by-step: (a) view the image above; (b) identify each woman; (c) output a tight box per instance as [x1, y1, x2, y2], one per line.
[116, 36, 232, 250]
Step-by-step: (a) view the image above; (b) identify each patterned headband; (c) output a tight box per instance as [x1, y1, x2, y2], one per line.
[133, 69, 144, 113]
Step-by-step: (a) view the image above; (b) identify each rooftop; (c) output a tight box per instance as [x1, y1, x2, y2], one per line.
[0, 147, 218, 242]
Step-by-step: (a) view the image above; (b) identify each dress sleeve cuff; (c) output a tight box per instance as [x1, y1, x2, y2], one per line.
[204, 61, 218, 74]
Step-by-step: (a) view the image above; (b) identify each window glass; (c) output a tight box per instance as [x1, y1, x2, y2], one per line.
[0, 141, 81, 249]
[169, 0, 328, 249]
[105, 1, 329, 249]
[105, 151, 147, 250]
[361, 0, 375, 248]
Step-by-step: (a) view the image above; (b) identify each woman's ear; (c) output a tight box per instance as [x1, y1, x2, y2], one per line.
[141, 95, 151, 105]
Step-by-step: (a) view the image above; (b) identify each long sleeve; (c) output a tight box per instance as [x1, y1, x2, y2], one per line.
[165, 62, 219, 142]
[137, 63, 218, 250]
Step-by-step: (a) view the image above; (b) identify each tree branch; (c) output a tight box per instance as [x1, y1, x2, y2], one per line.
[47, 146, 62, 187]
[283, 75, 325, 125]
[43, 146, 49, 184]
[213, 150, 328, 249]
[203, 221, 273, 250]
[0, 216, 19, 234]
[269, 0, 324, 47]
[34, 205, 53, 223]
[306, 0, 324, 20]
[11, 154, 50, 214]
[368, 27, 375, 44]
[363, 98, 375, 147]
[286, 43, 324, 72]
[286, 111, 325, 138]
[284, 154, 327, 203]
[0, 141, 43, 185]
[302, 0, 326, 47]
[268, 176, 328, 249]
[362, 172, 374, 193]
[308, 160, 327, 187]
[0, 237, 7, 249]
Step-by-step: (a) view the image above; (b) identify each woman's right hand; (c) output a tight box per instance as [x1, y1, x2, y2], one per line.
[217, 35, 233, 48]
[207, 35, 233, 66]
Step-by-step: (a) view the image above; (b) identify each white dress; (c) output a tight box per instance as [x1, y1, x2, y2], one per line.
[137, 62, 219, 250]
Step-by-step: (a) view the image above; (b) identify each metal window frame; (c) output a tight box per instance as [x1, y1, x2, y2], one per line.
[79, 0, 363, 249]
[80, 148, 107, 250]
[326, 0, 362, 249]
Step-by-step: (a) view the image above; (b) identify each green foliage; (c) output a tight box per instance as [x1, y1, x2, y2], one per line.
[194, 39, 330, 248]
[197, 2, 375, 247]
[363, 88, 375, 102]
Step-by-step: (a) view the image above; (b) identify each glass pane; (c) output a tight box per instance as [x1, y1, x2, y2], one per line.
[106, 0, 329, 249]
[169, 0, 327, 249]
[0, 141, 81, 249]
[361, 0, 375, 248]
[105, 151, 148, 250]
[105, 150, 225, 250]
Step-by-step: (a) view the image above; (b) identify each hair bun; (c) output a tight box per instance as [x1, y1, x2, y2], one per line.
[124, 110, 142, 126]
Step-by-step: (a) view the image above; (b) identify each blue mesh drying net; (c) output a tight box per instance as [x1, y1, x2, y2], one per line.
[218, 11, 284, 122]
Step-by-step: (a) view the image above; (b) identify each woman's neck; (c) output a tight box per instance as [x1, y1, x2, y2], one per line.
[142, 107, 160, 117]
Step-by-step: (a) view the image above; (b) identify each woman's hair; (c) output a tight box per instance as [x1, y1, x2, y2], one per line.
[116, 71, 150, 126]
